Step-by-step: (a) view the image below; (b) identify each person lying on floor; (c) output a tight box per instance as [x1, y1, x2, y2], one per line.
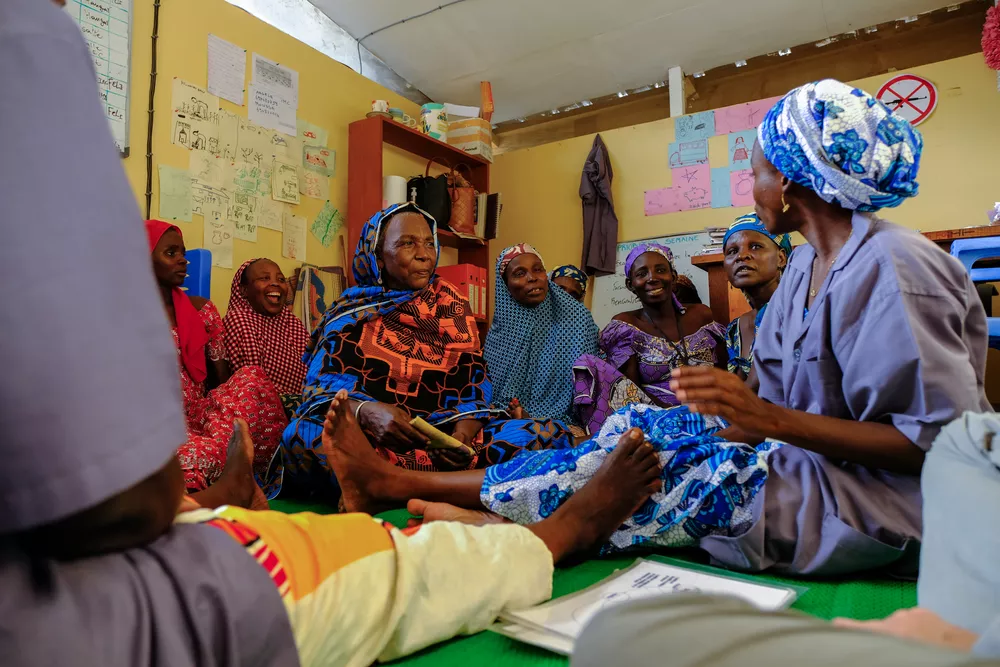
[269, 205, 580, 503]
[0, 6, 664, 665]
[722, 212, 792, 390]
[485, 244, 599, 429]
[571, 412, 1000, 666]
[330, 79, 990, 579]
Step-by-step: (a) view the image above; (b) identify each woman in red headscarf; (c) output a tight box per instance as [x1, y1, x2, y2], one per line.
[145, 220, 287, 492]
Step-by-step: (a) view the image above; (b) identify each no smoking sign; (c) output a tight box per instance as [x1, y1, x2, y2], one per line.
[876, 74, 938, 126]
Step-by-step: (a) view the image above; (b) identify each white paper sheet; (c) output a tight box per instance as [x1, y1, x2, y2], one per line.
[203, 205, 234, 269]
[282, 212, 307, 261]
[207, 34, 246, 105]
[170, 79, 220, 152]
[252, 53, 298, 105]
[444, 102, 480, 119]
[256, 198, 286, 231]
[503, 559, 797, 643]
[249, 83, 296, 137]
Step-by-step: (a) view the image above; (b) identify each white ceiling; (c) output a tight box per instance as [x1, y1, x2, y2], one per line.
[309, 0, 960, 122]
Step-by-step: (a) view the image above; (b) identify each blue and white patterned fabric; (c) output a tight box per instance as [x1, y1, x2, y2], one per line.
[550, 264, 589, 295]
[481, 404, 780, 554]
[757, 79, 923, 212]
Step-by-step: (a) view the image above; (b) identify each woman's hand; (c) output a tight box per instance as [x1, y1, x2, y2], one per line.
[427, 446, 475, 470]
[451, 418, 485, 445]
[669, 366, 778, 442]
[356, 402, 431, 451]
[506, 398, 528, 420]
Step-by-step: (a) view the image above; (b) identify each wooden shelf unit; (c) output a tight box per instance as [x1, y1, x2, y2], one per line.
[347, 115, 491, 327]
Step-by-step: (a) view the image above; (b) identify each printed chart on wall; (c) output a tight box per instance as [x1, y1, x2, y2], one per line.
[591, 231, 712, 329]
[65, 0, 132, 155]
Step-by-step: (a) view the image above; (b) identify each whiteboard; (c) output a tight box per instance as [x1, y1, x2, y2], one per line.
[65, 0, 133, 155]
[591, 231, 712, 329]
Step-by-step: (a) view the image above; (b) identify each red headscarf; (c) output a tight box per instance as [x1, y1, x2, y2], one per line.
[145, 220, 210, 384]
[223, 259, 310, 394]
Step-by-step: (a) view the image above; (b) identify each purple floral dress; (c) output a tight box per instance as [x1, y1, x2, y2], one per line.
[572, 319, 726, 434]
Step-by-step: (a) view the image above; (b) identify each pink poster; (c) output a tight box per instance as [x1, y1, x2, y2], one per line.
[671, 165, 711, 211]
[714, 95, 783, 135]
[730, 169, 755, 207]
[644, 187, 682, 216]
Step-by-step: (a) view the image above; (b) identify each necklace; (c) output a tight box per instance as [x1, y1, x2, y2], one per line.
[808, 253, 839, 298]
[642, 307, 690, 366]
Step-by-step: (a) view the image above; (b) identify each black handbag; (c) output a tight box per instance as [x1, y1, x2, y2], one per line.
[407, 157, 452, 230]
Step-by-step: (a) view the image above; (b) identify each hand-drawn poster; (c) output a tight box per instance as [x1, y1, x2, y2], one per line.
[252, 53, 299, 105]
[727, 129, 757, 169]
[668, 139, 709, 168]
[204, 205, 234, 269]
[171, 79, 220, 152]
[714, 96, 781, 135]
[158, 164, 192, 222]
[674, 111, 715, 142]
[228, 190, 258, 241]
[670, 165, 711, 211]
[730, 169, 756, 207]
[214, 110, 240, 161]
[272, 160, 301, 204]
[249, 83, 296, 137]
[256, 198, 286, 231]
[644, 187, 682, 216]
[711, 167, 732, 208]
[299, 169, 330, 200]
[310, 201, 343, 248]
[303, 144, 335, 177]
[297, 119, 329, 147]
[190, 151, 224, 189]
[191, 183, 230, 217]
[283, 213, 307, 261]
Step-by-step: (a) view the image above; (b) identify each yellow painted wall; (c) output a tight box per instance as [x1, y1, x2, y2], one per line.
[123, 0, 436, 308]
[490, 54, 1000, 305]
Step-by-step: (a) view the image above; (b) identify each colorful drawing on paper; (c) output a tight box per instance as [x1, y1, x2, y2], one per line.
[170, 79, 221, 153]
[644, 187, 681, 216]
[668, 139, 709, 168]
[671, 165, 711, 211]
[674, 111, 715, 142]
[272, 160, 300, 204]
[711, 167, 731, 209]
[303, 145, 335, 176]
[299, 169, 330, 200]
[714, 96, 782, 135]
[730, 169, 755, 207]
[728, 129, 757, 169]
[310, 201, 344, 248]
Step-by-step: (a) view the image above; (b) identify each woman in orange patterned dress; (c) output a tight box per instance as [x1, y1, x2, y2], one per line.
[146, 220, 287, 491]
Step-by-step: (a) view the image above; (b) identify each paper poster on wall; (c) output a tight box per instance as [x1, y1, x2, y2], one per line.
[252, 53, 299, 105]
[204, 206, 234, 269]
[192, 185, 229, 218]
[644, 187, 682, 216]
[668, 139, 709, 168]
[671, 165, 711, 211]
[249, 83, 296, 137]
[674, 111, 715, 142]
[297, 119, 329, 147]
[158, 164, 192, 222]
[730, 169, 755, 207]
[272, 160, 301, 204]
[299, 168, 330, 200]
[256, 198, 286, 231]
[310, 201, 344, 248]
[303, 145, 335, 176]
[171, 79, 220, 152]
[283, 212, 307, 261]
[227, 190, 258, 241]
[190, 151, 225, 189]
[711, 167, 732, 208]
[714, 96, 781, 135]
[727, 130, 756, 169]
[207, 34, 246, 106]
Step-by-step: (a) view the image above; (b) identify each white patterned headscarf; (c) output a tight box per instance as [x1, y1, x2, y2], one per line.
[757, 79, 923, 212]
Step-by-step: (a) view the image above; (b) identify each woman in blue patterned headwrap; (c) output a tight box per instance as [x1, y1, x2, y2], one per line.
[721, 212, 792, 385]
[484, 245, 599, 426]
[267, 204, 575, 501]
[668, 79, 991, 576]
[550, 264, 589, 301]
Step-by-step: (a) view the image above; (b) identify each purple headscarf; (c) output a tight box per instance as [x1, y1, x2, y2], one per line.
[623, 243, 686, 313]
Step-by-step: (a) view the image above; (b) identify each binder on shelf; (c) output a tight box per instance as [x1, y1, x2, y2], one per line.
[437, 264, 480, 318]
[485, 192, 502, 240]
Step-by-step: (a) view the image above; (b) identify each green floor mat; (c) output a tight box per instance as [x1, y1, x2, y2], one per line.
[269, 503, 917, 665]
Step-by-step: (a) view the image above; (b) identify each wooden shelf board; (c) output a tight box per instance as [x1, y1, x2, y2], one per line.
[438, 229, 487, 249]
[373, 116, 491, 168]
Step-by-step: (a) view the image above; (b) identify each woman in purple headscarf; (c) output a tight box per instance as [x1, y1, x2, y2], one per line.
[572, 243, 727, 434]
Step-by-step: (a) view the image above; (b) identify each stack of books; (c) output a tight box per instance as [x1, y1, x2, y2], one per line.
[697, 227, 727, 255]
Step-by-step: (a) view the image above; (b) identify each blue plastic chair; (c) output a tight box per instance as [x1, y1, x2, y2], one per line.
[950, 237, 1000, 348]
[182, 248, 212, 299]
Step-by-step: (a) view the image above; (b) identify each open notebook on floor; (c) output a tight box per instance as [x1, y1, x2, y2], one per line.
[490, 558, 801, 656]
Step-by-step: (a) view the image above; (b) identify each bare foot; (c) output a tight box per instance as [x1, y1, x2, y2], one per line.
[528, 428, 662, 562]
[190, 419, 267, 510]
[406, 498, 509, 527]
[322, 389, 404, 514]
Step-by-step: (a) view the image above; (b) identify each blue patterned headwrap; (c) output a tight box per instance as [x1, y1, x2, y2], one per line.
[757, 79, 922, 212]
[550, 264, 588, 295]
[722, 213, 793, 255]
